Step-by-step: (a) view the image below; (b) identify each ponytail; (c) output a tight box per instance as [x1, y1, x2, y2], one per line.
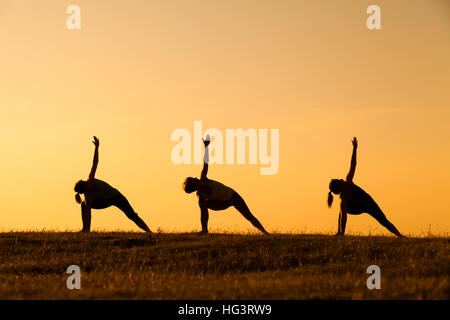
[327, 191, 333, 208]
[75, 193, 82, 204]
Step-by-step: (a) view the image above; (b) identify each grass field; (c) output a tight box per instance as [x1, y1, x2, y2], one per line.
[0, 232, 448, 299]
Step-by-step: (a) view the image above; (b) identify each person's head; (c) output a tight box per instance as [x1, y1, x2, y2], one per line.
[327, 179, 345, 207]
[74, 180, 86, 204]
[182, 177, 200, 193]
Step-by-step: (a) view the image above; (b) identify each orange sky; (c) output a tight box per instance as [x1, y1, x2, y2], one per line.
[0, 0, 449, 235]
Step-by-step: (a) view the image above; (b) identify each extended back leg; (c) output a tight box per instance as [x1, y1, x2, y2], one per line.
[232, 194, 269, 234]
[369, 208, 403, 237]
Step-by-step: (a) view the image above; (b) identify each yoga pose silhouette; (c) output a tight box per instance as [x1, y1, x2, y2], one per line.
[74, 137, 151, 233]
[328, 137, 403, 237]
[182, 136, 269, 234]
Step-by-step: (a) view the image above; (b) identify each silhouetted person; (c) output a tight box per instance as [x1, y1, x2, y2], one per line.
[328, 137, 403, 237]
[182, 135, 269, 234]
[74, 136, 151, 233]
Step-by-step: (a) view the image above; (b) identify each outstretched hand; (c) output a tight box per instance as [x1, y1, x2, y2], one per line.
[351, 137, 358, 148]
[92, 136, 99, 147]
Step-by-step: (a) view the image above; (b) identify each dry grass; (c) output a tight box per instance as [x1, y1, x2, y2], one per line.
[0, 232, 448, 299]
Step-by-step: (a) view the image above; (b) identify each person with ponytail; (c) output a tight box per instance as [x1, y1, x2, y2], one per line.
[74, 136, 152, 233]
[327, 137, 403, 237]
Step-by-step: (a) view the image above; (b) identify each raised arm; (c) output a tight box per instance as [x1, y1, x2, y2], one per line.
[200, 136, 210, 181]
[88, 136, 99, 181]
[346, 137, 358, 182]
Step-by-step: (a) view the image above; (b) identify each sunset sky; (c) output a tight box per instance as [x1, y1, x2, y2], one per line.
[0, 0, 449, 235]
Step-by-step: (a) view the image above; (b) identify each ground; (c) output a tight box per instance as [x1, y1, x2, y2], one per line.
[0, 232, 447, 299]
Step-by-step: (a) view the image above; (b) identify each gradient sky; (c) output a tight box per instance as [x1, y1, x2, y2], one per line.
[0, 0, 449, 235]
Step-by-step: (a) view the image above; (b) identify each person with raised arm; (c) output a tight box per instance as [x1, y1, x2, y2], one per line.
[182, 135, 269, 234]
[327, 137, 403, 237]
[74, 137, 152, 233]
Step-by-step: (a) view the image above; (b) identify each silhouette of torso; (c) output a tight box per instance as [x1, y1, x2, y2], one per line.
[197, 180, 235, 201]
[86, 179, 121, 208]
[342, 182, 379, 215]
